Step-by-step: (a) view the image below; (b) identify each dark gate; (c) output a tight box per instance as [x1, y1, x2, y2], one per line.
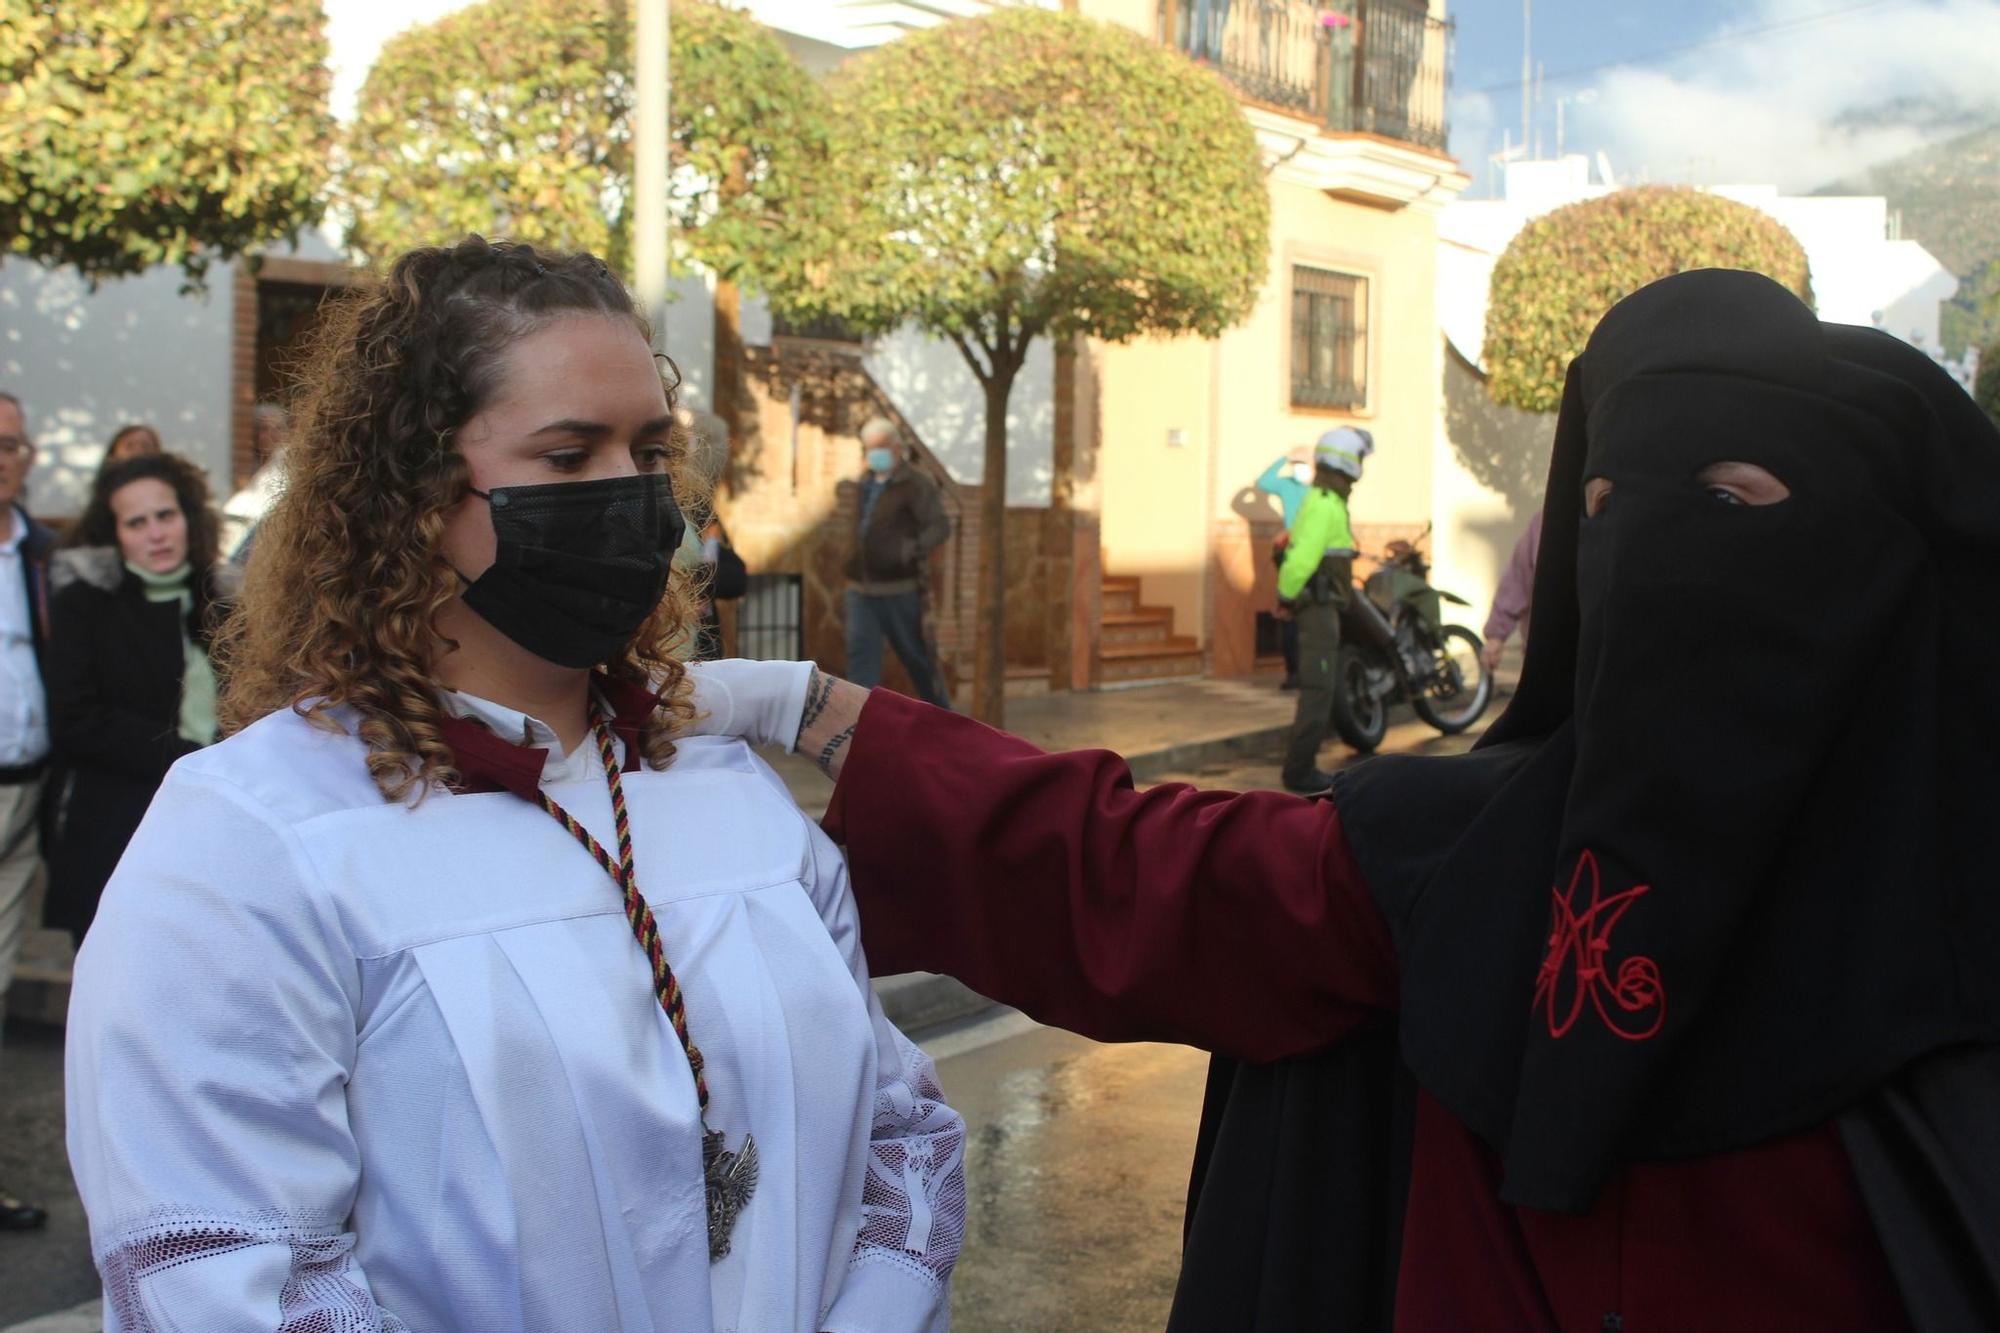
[736, 573, 805, 661]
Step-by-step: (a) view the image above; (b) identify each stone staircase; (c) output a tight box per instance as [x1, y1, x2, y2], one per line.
[1096, 575, 1203, 685]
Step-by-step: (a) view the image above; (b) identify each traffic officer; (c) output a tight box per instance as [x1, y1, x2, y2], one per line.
[1276, 426, 1371, 793]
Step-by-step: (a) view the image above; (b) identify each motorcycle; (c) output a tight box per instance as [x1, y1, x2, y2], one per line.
[1329, 530, 1493, 753]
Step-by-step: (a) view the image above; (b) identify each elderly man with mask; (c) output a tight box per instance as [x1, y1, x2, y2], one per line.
[690, 271, 2000, 1330]
[843, 417, 951, 708]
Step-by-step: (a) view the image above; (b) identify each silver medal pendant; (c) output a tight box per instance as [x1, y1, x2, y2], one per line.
[702, 1127, 758, 1261]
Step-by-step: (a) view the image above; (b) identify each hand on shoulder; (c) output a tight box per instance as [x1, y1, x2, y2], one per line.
[682, 658, 816, 752]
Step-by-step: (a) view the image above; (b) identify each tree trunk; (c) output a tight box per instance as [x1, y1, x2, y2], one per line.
[972, 364, 1017, 725]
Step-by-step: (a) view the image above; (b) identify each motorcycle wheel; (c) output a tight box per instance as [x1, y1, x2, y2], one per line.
[1409, 624, 1493, 735]
[1330, 648, 1389, 753]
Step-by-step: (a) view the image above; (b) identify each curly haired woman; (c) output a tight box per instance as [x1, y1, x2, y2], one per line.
[63, 238, 965, 1333]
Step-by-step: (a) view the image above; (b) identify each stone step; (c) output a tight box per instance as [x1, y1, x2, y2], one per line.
[1096, 636, 1204, 685]
[1097, 574, 1197, 680]
[1100, 609, 1174, 646]
[1098, 654, 1205, 685]
[1099, 634, 1200, 659]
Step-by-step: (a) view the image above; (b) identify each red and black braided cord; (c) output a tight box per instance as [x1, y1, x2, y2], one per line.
[536, 715, 710, 1112]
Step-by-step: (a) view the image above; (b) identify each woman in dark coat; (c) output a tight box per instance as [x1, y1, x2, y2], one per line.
[45, 452, 220, 945]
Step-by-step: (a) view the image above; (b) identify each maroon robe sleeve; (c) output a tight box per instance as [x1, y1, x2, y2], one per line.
[821, 690, 1396, 1062]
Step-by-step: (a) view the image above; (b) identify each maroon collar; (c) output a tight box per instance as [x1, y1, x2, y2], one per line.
[440, 673, 663, 801]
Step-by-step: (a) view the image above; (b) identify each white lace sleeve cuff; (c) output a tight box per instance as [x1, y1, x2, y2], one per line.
[822, 1251, 953, 1333]
[98, 1207, 408, 1332]
[824, 1036, 966, 1332]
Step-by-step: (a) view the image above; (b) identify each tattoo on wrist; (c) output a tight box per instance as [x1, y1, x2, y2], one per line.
[799, 668, 835, 733]
[816, 723, 855, 776]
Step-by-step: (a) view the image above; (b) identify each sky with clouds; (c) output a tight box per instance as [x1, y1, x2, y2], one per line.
[1449, 0, 2000, 196]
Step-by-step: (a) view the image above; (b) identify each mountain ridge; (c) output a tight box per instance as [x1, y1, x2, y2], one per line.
[1815, 119, 2000, 356]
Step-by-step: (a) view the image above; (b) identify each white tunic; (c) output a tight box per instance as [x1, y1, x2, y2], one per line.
[65, 701, 966, 1332]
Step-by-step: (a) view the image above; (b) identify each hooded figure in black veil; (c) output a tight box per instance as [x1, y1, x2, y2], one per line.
[768, 265, 2000, 1328]
[1175, 269, 2000, 1329]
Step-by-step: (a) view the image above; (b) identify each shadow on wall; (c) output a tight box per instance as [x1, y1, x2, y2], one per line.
[1456, 513, 1531, 612]
[1228, 484, 1285, 527]
[1, 259, 232, 517]
[1444, 339, 1555, 514]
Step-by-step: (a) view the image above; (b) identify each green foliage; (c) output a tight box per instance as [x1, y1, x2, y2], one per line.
[1974, 337, 2000, 430]
[669, 0, 826, 283]
[1940, 256, 2000, 361]
[773, 6, 1270, 363]
[1484, 187, 1813, 413]
[0, 0, 333, 282]
[340, 0, 823, 285]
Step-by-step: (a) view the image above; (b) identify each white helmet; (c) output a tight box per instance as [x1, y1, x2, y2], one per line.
[1313, 427, 1374, 480]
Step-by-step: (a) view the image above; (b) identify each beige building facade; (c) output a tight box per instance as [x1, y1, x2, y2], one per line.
[1077, 0, 1467, 682]
[714, 0, 1469, 700]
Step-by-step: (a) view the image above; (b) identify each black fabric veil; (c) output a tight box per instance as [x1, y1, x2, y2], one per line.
[1171, 270, 2000, 1329]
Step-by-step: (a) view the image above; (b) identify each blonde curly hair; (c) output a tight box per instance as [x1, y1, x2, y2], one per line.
[217, 236, 704, 802]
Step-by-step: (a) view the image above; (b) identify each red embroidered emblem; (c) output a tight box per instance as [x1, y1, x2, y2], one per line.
[1533, 850, 1666, 1041]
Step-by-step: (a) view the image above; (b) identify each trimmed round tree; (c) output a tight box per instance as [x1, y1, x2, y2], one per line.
[0, 0, 333, 282]
[1484, 187, 1813, 413]
[340, 0, 823, 284]
[775, 7, 1270, 722]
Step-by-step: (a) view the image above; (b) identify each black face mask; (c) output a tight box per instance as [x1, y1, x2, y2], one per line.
[459, 472, 684, 669]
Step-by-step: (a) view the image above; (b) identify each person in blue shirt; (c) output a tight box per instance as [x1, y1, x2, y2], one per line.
[1254, 447, 1314, 687]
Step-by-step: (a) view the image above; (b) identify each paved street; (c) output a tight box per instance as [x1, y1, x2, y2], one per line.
[0, 684, 1500, 1330]
[938, 1021, 1210, 1331]
[0, 1023, 93, 1327]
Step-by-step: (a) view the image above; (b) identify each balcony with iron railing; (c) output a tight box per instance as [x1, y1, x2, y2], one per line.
[1158, 0, 1451, 154]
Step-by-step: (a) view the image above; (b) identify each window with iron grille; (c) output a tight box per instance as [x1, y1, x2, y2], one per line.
[1290, 266, 1368, 410]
